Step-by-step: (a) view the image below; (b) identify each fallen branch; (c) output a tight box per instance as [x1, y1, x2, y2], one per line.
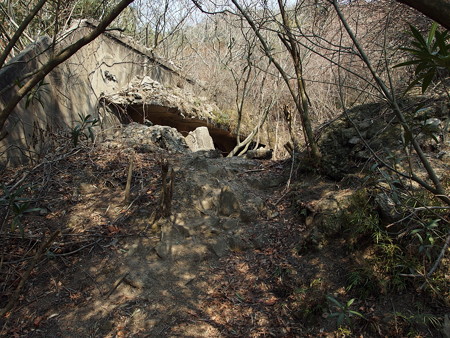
[421, 230, 450, 290]
[124, 154, 135, 203]
[105, 272, 129, 298]
[0, 230, 60, 318]
[49, 239, 101, 257]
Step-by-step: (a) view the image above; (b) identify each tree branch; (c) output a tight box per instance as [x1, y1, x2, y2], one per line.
[0, 0, 135, 139]
[396, 0, 450, 31]
[0, 0, 48, 69]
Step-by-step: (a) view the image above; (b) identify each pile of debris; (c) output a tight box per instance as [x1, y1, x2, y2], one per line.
[102, 123, 218, 154]
[102, 76, 222, 124]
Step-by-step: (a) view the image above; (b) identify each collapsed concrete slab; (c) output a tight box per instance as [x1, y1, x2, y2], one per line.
[0, 20, 199, 166]
[99, 76, 262, 155]
[0, 19, 266, 165]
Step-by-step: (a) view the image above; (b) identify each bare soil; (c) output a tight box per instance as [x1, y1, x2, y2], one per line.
[0, 142, 448, 337]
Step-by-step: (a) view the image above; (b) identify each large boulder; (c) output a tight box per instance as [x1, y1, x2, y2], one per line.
[185, 126, 215, 152]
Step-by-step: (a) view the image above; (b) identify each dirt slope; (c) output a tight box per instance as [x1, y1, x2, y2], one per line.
[0, 141, 290, 337]
[0, 134, 447, 337]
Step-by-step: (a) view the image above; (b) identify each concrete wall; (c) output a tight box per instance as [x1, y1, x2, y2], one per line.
[0, 20, 198, 166]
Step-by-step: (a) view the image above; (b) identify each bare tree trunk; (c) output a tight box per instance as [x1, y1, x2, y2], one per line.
[396, 0, 450, 30]
[277, 0, 321, 161]
[228, 103, 272, 157]
[230, 0, 321, 163]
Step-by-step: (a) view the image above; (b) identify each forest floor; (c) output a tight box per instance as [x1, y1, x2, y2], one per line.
[0, 139, 448, 337]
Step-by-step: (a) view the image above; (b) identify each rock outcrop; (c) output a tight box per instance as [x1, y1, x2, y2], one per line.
[245, 147, 273, 160]
[318, 101, 450, 179]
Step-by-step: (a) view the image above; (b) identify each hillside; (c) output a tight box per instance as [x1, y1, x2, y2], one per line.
[0, 98, 448, 336]
[1, 0, 450, 336]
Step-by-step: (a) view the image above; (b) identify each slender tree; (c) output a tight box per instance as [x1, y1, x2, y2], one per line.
[229, 0, 321, 162]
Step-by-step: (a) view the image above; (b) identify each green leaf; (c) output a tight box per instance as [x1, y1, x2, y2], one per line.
[416, 233, 424, 243]
[415, 62, 431, 75]
[337, 313, 345, 326]
[427, 22, 438, 47]
[346, 298, 355, 307]
[430, 133, 440, 143]
[399, 47, 422, 54]
[435, 31, 449, 54]
[409, 24, 427, 48]
[402, 76, 421, 94]
[349, 310, 365, 318]
[393, 59, 422, 68]
[370, 163, 379, 171]
[23, 207, 45, 214]
[327, 295, 343, 308]
[410, 229, 423, 235]
[421, 68, 436, 93]
[427, 219, 440, 228]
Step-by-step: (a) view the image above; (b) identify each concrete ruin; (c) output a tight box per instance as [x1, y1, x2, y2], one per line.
[0, 20, 253, 166]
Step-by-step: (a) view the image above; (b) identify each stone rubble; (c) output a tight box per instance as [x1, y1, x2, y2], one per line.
[102, 76, 221, 124]
[103, 122, 190, 154]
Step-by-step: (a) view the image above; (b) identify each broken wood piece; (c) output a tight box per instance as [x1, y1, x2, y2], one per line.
[284, 142, 294, 157]
[159, 160, 175, 218]
[124, 154, 134, 203]
[105, 272, 129, 298]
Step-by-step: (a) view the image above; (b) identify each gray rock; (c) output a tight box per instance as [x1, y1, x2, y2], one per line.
[357, 119, 373, 130]
[121, 123, 190, 153]
[375, 193, 402, 223]
[210, 235, 229, 257]
[252, 232, 270, 250]
[423, 118, 442, 133]
[264, 176, 286, 188]
[155, 242, 170, 259]
[185, 126, 215, 152]
[348, 136, 361, 145]
[341, 127, 356, 140]
[245, 147, 273, 160]
[228, 236, 249, 252]
[192, 149, 222, 158]
[240, 208, 258, 223]
[218, 186, 240, 216]
[222, 218, 240, 230]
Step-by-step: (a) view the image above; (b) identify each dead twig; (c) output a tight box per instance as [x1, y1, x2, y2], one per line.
[7, 148, 82, 192]
[275, 190, 291, 206]
[124, 154, 134, 203]
[420, 230, 450, 290]
[49, 239, 102, 257]
[160, 160, 174, 218]
[242, 169, 266, 174]
[105, 272, 129, 298]
[0, 230, 60, 318]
